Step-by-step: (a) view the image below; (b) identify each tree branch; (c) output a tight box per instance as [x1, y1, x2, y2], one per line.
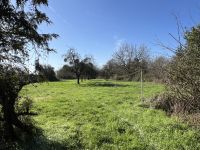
[17, 112, 38, 116]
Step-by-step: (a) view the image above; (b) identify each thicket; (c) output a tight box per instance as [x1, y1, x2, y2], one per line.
[153, 25, 200, 121]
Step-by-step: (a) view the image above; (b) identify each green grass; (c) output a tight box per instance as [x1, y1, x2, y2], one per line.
[19, 79, 200, 150]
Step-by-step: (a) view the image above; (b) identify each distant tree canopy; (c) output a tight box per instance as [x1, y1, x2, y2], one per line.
[0, 0, 57, 140]
[100, 59, 117, 80]
[35, 61, 58, 82]
[63, 48, 98, 84]
[82, 62, 98, 80]
[101, 42, 150, 81]
[148, 56, 169, 82]
[57, 65, 75, 80]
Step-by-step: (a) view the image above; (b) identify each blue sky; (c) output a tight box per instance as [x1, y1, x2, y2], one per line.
[38, 0, 200, 70]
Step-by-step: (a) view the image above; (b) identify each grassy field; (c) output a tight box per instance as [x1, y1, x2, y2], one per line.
[19, 80, 200, 150]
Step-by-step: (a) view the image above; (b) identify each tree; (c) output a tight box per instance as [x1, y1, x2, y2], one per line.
[0, 0, 58, 139]
[148, 56, 169, 82]
[101, 59, 118, 80]
[57, 65, 75, 80]
[113, 43, 136, 76]
[36, 63, 58, 82]
[82, 62, 98, 80]
[0, 66, 30, 139]
[64, 48, 92, 84]
[102, 42, 149, 80]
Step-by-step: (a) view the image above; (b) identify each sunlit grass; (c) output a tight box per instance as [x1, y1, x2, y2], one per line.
[20, 80, 200, 150]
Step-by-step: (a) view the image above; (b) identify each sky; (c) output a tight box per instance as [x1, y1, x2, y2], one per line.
[37, 0, 200, 70]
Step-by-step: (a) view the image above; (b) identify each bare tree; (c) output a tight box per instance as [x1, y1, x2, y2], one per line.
[149, 56, 169, 82]
[113, 43, 136, 74]
[112, 42, 149, 80]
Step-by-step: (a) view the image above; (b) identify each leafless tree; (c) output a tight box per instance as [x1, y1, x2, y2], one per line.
[149, 56, 169, 82]
[112, 42, 149, 80]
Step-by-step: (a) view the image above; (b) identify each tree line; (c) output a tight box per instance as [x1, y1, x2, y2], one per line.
[100, 42, 169, 82]
[42, 44, 169, 84]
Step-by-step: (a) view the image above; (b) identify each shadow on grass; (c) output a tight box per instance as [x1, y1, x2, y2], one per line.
[0, 126, 84, 150]
[138, 103, 151, 109]
[17, 129, 67, 150]
[81, 82, 130, 87]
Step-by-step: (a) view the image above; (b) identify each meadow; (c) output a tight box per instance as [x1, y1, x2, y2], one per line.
[19, 80, 200, 150]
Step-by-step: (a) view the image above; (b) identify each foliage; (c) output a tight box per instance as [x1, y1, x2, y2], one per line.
[0, 0, 58, 64]
[57, 65, 75, 80]
[81, 61, 99, 80]
[0, 0, 57, 140]
[100, 59, 118, 80]
[0, 65, 31, 139]
[64, 48, 97, 84]
[15, 96, 33, 115]
[163, 25, 200, 114]
[152, 25, 200, 120]
[36, 62, 58, 82]
[151, 92, 174, 114]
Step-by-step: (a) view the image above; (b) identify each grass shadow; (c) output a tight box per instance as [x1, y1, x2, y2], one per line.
[138, 103, 151, 109]
[0, 126, 84, 150]
[17, 128, 67, 150]
[81, 81, 130, 87]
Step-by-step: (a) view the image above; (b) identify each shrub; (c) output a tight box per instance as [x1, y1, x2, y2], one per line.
[153, 25, 200, 120]
[153, 93, 174, 114]
[15, 96, 33, 115]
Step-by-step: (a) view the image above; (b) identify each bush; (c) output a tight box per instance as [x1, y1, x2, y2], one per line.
[15, 96, 33, 115]
[153, 93, 174, 114]
[153, 25, 200, 119]
[152, 93, 189, 115]
[168, 26, 200, 113]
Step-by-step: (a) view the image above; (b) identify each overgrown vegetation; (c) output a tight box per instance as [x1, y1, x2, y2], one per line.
[153, 25, 200, 122]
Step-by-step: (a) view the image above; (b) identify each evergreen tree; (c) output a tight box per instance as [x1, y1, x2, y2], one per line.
[0, 0, 58, 139]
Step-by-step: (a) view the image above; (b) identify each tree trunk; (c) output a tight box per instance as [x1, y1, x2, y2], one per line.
[77, 75, 80, 84]
[2, 99, 15, 139]
[2, 97, 30, 140]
